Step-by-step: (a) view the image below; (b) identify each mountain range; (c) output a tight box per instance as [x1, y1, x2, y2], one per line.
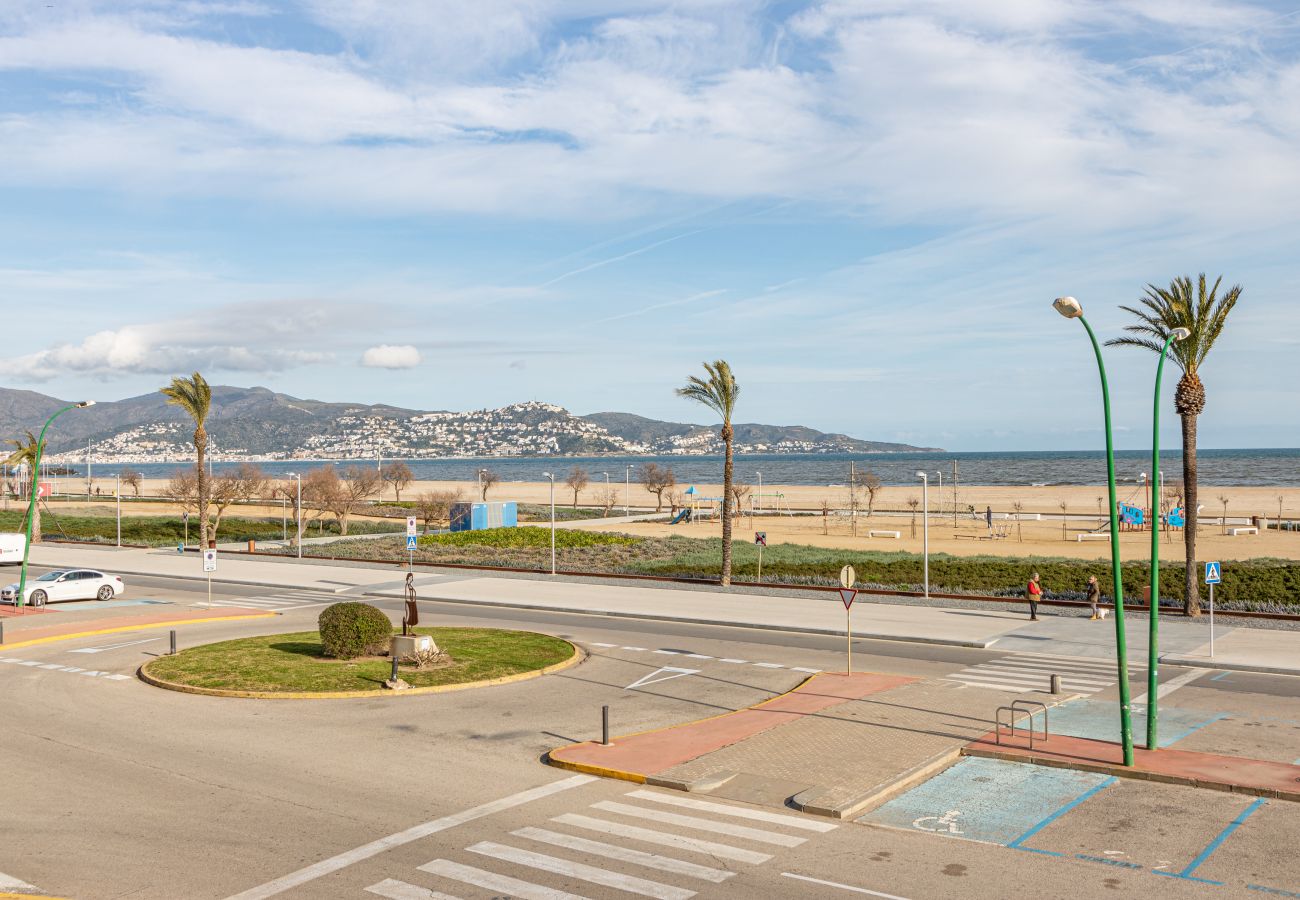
[0, 385, 937, 462]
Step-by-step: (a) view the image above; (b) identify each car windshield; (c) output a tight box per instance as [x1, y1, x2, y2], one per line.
[37, 571, 67, 582]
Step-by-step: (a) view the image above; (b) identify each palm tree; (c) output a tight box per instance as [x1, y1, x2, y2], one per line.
[677, 361, 740, 585]
[1107, 274, 1242, 616]
[4, 431, 44, 542]
[160, 372, 213, 546]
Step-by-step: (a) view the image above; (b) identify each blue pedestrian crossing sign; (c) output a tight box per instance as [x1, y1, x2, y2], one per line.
[406, 535, 418, 550]
[1204, 561, 1221, 584]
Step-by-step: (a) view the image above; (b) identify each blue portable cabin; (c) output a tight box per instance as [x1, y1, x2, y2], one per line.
[449, 501, 518, 532]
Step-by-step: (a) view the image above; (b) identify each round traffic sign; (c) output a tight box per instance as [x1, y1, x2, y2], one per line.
[840, 564, 856, 588]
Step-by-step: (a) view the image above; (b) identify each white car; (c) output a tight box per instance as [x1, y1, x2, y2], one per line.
[0, 569, 126, 606]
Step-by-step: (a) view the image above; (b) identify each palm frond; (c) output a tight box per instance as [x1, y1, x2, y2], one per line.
[1104, 336, 1167, 354]
[160, 371, 212, 426]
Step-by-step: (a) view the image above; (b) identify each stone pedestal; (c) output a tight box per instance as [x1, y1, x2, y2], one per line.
[391, 634, 436, 660]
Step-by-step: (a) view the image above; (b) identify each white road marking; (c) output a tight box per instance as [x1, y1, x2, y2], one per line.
[751, 662, 784, 669]
[0, 871, 39, 892]
[622, 647, 649, 652]
[0, 658, 129, 682]
[791, 667, 822, 674]
[552, 814, 772, 865]
[417, 859, 587, 900]
[653, 649, 690, 655]
[782, 872, 912, 899]
[590, 801, 807, 847]
[512, 826, 734, 883]
[685, 654, 713, 660]
[365, 878, 463, 900]
[69, 637, 159, 654]
[624, 667, 700, 691]
[1131, 668, 1205, 705]
[591, 643, 618, 648]
[624, 790, 837, 833]
[466, 841, 695, 900]
[718, 659, 748, 664]
[222, 774, 596, 900]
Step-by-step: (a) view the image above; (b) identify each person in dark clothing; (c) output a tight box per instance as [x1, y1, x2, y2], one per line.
[1026, 572, 1042, 620]
[985, 505, 993, 533]
[1086, 575, 1102, 619]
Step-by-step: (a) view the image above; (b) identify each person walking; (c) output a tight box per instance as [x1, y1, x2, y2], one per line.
[1026, 571, 1042, 621]
[985, 505, 993, 533]
[1085, 574, 1101, 620]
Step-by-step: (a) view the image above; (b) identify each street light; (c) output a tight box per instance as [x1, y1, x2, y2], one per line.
[286, 472, 303, 559]
[542, 471, 556, 576]
[625, 465, 633, 517]
[1054, 295, 1135, 767]
[16, 401, 94, 608]
[916, 471, 929, 599]
[756, 471, 762, 517]
[115, 473, 121, 548]
[936, 471, 943, 521]
[1146, 325, 1191, 751]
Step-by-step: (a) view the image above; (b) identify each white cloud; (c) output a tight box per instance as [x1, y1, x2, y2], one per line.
[361, 344, 422, 369]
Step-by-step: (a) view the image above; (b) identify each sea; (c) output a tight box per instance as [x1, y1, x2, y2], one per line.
[73, 449, 1300, 487]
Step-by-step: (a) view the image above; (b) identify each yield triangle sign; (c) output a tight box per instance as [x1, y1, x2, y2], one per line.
[838, 588, 857, 609]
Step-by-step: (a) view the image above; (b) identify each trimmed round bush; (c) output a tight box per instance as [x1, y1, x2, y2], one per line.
[318, 602, 393, 660]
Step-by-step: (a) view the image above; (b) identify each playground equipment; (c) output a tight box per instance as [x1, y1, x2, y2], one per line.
[668, 508, 692, 525]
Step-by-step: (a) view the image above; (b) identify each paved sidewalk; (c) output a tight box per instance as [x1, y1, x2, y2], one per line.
[25, 543, 1300, 673]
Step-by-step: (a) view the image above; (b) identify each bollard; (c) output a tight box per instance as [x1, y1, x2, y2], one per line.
[602, 705, 610, 746]
[391, 657, 399, 683]
[0, 620, 4, 645]
[1050, 674, 1061, 695]
[169, 629, 176, 655]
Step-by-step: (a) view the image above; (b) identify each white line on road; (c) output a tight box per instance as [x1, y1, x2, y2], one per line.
[624, 667, 700, 691]
[622, 647, 649, 652]
[0, 870, 39, 892]
[222, 774, 595, 900]
[717, 658, 748, 664]
[552, 814, 772, 865]
[751, 662, 784, 669]
[624, 790, 837, 832]
[69, 637, 159, 654]
[511, 826, 734, 883]
[590, 802, 807, 847]
[591, 643, 618, 648]
[782, 872, 912, 899]
[365, 878, 464, 900]
[791, 667, 822, 674]
[465, 841, 695, 900]
[417, 859, 587, 900]
[1131, 668, 1205, 706]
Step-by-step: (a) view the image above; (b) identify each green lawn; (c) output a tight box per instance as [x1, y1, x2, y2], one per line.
[143, 626, 574, 693]
[0, 511, 402, 547]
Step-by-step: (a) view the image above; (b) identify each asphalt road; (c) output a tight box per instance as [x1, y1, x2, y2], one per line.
[1, 569, 1296, 899]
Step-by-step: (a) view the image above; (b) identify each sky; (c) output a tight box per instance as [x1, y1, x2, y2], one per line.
[1, 1, 1297, 452]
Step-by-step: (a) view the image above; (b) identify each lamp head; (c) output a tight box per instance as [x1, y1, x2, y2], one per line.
[1052, 296, 1083, 319]
[915, 471, 926, 478]
[1171, 327, 1191, 341]
[77, 400, 96, 408]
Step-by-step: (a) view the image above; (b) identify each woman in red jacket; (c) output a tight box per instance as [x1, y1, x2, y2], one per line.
[1026, 572, 1042, 621]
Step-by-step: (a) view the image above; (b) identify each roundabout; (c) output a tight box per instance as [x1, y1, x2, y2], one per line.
[138, 626, 582, 699]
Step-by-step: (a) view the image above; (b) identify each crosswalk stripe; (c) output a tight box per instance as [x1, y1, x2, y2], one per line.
[365, 877, 463, 900]
[968, 665, 1112, 686]
[1003, 652, 1124, 668]
[948, 677, 1036, 692]
[624, 790, 837, 833]
[467, 841, 695, 900]
[417, 859, 588, 900]
[552, 814, 772, 865]
[590, 802, 807, 848]
[512, 827, 734, 883]
[982, 658, 1118, 675]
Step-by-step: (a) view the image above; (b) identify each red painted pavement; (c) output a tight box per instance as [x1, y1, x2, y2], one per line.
[0, 605, 52, 617]
[551, 672, 917, 778]
[968, 731, 1300, 800]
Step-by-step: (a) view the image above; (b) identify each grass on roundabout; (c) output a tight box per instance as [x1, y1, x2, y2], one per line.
[142, 626, 574, 694]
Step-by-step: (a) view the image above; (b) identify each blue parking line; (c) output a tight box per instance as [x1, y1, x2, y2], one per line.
[1154, 797, 1268, 885]
[1211, 672, 1231, 682]
[1162, 713, 1228, 745]
[1007, 777, 1117, 852]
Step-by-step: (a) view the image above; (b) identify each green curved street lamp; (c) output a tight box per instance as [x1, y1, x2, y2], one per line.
[15, 401, 95, 609]
[1146, 326, 1191, 750]
[1053, 296, 1134, 767]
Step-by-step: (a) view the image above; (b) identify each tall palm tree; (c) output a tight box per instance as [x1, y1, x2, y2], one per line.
[677, 361, 740, 586]
[161, 372, 213, 546]
[1107, 274, 1242, 616]
[5, 431, 44, 543]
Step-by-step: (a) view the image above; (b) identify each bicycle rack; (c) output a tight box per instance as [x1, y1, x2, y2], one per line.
[994, 699, 1049, 749]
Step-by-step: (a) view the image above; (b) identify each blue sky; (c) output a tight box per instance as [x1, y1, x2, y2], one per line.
[1, 1, 1297, 451]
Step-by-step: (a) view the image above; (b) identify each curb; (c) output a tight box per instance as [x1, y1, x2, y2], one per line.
[0, 612, 278, 651]
[960, 745, 1300, 802]
[791, 748, 963, 820]
[1162, 655, 1300, 679]
[137, 638, 585, 700]
[363, 591, 999, 649]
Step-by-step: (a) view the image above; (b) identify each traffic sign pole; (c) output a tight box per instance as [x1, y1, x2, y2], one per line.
[1209, 582, 1215, 658]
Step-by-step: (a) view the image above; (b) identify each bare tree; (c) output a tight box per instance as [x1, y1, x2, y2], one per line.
[729, 482, 752, 518]
[1012, 500, 1024, 542]
[1059, 500, 1068, 540]
[330, 465, 383, 535]
[479, 469, 500, 501]
[1278, 494, 1285, 527]
[1217, 494, 1229, 535]
[666, 488, 682, 514]
[301, 467, 341, 536]
[381, 461, 414, 503]
[820, 498, 830, 535]
[862, 471, 882, 517]
[564, 467, 590, 508]
[271, 478, 308, 547]
[120, 468, 143, 497]
[907, 497, 919, 538]
[416, 488, 464, 533]
[162, 471, 198, 514]
[209, 463, 269, 539]
[638, 462, 676, 513]
[596, 488, 618, 517]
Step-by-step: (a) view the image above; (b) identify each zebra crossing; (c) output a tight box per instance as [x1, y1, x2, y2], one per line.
[364, 787, 836, 899]
[205, 591, 345, 612]
[947, 651, 1130, 695]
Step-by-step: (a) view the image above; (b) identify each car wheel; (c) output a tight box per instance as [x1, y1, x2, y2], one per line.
[30, 590, 46, 607]
[97, 585, 114, 601]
